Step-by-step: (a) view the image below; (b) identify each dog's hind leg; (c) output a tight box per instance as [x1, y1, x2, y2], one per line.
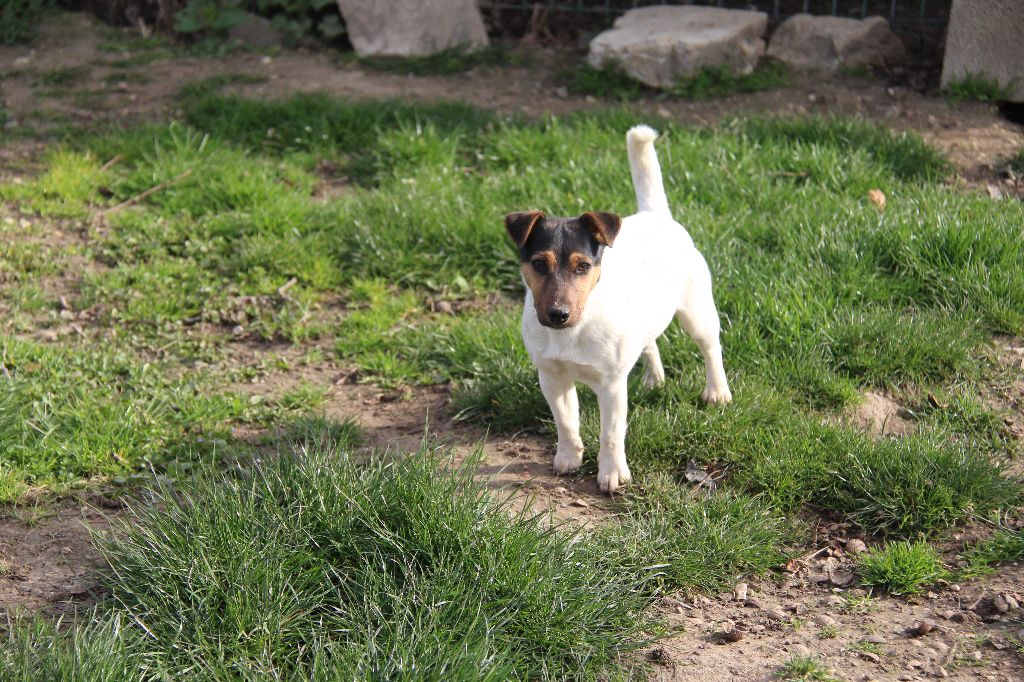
[539, 370, 585, 474]
[676, 274, 732, 405]
[641, 342, 665, 388]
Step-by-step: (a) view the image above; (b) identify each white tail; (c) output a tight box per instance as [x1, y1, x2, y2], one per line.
[626, 125, 670, 214]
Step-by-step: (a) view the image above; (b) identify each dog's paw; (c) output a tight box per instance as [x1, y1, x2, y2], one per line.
[701, 385, 732, 405]
[553, 446, 584, 475]
[597, 461, 632, 494]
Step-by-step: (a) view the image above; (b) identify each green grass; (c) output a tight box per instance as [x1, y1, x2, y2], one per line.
[35, 65, 90, 87]
[959, 528, 1024, 577]
[4, 92, 1021, 537]
[610, 474, 791, 592]
[357, 45, 524, 75]
[0, 440, 658, 680]
[945, 73, 1016, 103]
[777, 655, 840, 681]
[858, 540, 948, 595]
[568, 61, 789, 101]
[1011, 147, 1024, 173]
[1, 0, 51, 45]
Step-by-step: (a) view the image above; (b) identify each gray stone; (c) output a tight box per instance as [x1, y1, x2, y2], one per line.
[228, 12, 283, 49]
[587, 5, 767, 89]
[766, 14, 904, 72]
[336, 0, 488, 58]
[941, 0, 1024, 102]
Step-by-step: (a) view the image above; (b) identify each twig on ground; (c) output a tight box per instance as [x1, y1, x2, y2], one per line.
[102, 168, 193, 215]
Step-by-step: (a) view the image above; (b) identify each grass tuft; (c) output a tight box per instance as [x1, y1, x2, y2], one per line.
[357, 45, 523, 75]
[777, 655, 840, 681]
[567, 61, 788, 101]
[945, 73, 1016, 103]
[858, 540, 947, 595]
[608, 474, 791, 592]
[959, 528, 1024, 577]
[1, 442, 657, 679]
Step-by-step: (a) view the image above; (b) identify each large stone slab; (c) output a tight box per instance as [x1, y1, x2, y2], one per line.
[766, 14, 904, 71]
[336, 0, 488, 58]
[587, 5, 768, 89]
[941, 0, 1024, 102]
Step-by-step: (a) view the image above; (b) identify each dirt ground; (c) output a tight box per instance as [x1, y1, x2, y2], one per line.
[1, 13, 1023, 680]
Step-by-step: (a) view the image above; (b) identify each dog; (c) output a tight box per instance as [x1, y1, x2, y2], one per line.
[504, 124, 732, 494]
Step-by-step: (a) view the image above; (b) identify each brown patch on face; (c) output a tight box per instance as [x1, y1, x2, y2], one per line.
[522, 250, 602, 328]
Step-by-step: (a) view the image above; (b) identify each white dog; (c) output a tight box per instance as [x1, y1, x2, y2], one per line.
[504, 125, 732, 494]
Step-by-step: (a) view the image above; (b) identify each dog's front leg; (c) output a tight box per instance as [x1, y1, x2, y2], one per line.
[539, 370, 585, 474]
[595, 377, 632, 494]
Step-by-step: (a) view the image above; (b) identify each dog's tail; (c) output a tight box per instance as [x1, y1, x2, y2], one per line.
[626, 124, 670, 214]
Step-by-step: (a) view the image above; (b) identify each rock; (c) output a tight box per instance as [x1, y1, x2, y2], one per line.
[228, 12, 283, 49]
[571, 498, 589, 508]
[859, 651, 881, 663]
[824, 594, 845, 606]
[865, 634, 887, 644]
[718, 627, 744, 643]
[587, 5, 767, 89]
[1003, 593, 1020, 610]
[766, 14, 904, 72]
[435, 300, 454, 315]
[336, 0, 488, 58]
[791, 643, 812, 657]
[764, 609, 788, 622]
[814, 613, 837, 627]
[846, 538, 868, 554]
[828, 569, 856, 587]
[647, 647, 672, 664]
[788, 603, 805, 615]
[908, 621, 936, 637]
[941, 0, 1024, 102]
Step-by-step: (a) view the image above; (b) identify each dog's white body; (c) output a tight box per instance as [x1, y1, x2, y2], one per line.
[519, 125, 732, 493]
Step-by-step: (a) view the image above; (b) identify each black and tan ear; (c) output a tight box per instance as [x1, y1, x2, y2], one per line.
[579, 211, 622, 247]
[504, 211, 545, 248]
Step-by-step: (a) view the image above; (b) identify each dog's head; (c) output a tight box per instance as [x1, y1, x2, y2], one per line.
[505, 210, 621, 329]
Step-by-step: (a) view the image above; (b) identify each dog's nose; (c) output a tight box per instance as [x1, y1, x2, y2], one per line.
[548, 306, 570, 325]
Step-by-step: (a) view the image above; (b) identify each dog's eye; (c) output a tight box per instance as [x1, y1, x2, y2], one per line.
[531, 259, 548, 274]
[575, 262, 592, 274]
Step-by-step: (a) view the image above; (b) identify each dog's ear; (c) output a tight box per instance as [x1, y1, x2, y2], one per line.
[579, 211, 622, 247]
[505, 211, 545, 248]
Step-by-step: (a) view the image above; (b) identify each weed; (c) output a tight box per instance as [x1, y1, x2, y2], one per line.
[849, 640, 882, 655]
[945, 73, 1016, 103]
[842, 593, 878, 615]
[777, 655, 839, 681]
[818, 624, 839, 639]
[566, 63, 649, 100]
[858, 540, 947, 595]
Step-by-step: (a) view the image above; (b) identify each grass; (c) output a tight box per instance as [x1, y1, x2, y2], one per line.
[945, 73, 1016, 103]
[568, 61, 789, 101]
[959, 528, 1024, 577]
[35, 66, 89, 88]
[356, 45, 524, 76]
[1011, 147, 1024, 173]
[609, 473, 791, 592]
[858, 540, 948, 595]
[1, 0, 51, 45]
[3, 90, 1021, 538]
[777, 655, 840, 681]
[0, 439, 659, 680]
